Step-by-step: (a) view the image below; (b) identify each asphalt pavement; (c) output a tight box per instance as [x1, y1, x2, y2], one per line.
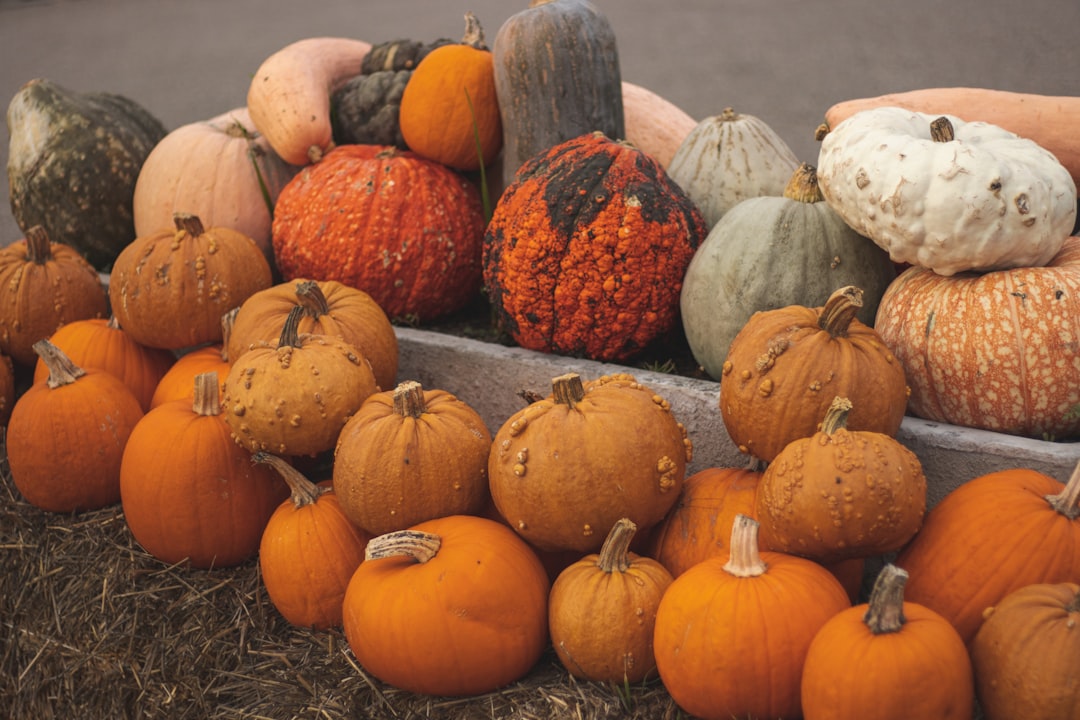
[2, 0, 1079, 245]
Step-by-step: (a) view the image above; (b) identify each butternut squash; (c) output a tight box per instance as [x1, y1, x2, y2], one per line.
[247, 37, 371, 166]
[820, 87, 1080, 195]
[621, 81, 696, 169]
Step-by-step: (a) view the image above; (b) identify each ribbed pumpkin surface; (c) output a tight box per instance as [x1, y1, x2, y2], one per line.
[483, 132, 706, 362]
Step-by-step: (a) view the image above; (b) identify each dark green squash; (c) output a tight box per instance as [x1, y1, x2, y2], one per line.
[332, 70, 413, 148]
[492, 0, 624, 189]
[6, 78, 167, 272]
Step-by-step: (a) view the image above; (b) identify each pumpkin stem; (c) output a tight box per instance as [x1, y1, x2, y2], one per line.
[277, 305, 306, 349]
[818, 286, 864, 338]
[107, 315, 121, 331]
[295, 280, 331, 317]
[392, 380, 427, 418]
[930, 116, 955, 143]
[33, 339, 86, 388]
[596, 518, 637, 574]
[1067, 589, 1080, 614]
[252, 450, 327, 508]
[863, 563, 908, 634]
[821, 396, 854, 434]
[719, 107, 738, 122]
[1045, 459, 1080, 520]
[783, 163, 824, 204]
[723, 514, 768, 578]
[24, 225, 54, 265]
[220, 308, 237, 363]
[365, 529, 442, 564]
[745, 455, 766, 472]
[461, 11, 488, 50]
[814, 122, 831, 142]
[173, 212, 205, 237]
[192, 371, 221, 416]
[552, 373, 586, 409]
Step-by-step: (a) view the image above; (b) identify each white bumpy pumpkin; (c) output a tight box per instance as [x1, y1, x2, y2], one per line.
[817, 107, 1076, 276]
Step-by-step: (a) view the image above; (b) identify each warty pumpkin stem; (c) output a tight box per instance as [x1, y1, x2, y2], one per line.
[252, 450, 327, 508]
[552, 373, 586, 408]
[818, 285, 863, 338]
[365, 529, 442, 564]
[33, 339, 86, 388]
[192, 372, 222, 416]
[596, 518, 637, 573]
[172, 212, 205, 236]
[24, 225, 53, 264]
[461, 11, 487, 50]
[219, 309, 236, 363]
[821, 396, 854, 434]
[723, 514, 768, 578]
[393, 380, 427, 418]
[930, 116, 956, 143]
[863, 564, 908, 634]
[294, 280, 331, 317]
[277, 305, 306, 349]
[1046, 459, 1080, 520]
[782, 163, 824, 204]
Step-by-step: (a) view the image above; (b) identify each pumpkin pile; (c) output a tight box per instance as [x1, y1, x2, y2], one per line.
[6, 0, 1080, 716]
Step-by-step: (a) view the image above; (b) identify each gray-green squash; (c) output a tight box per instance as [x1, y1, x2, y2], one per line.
[680, 163, 896, 380]
[492, 0, 624, 189]
[6, 78, 168, 271]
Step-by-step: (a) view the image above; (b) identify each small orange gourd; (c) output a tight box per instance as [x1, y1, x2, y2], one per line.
[7, 340, 143, 513]
[333, 380, 492, 536]
[398, 12, 502, 170]
[548, 518, 673, 683]
[342, 515, 550, 697]
[800, 564, 974, 720]
[254, 452, 370, 630]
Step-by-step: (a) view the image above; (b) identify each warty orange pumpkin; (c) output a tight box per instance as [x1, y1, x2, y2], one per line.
[483, 131, 707, 362]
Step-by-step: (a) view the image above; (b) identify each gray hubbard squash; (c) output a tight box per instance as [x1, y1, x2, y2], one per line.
[6, 78, 167, 271]
[667, 107, 800, 230]
[680, 163, 896, 381]
[492, 0, 624, 189]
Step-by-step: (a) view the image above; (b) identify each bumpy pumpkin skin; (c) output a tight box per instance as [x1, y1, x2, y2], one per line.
[333, 381, 492, 536]
[484, 132, 707, 362]
[719, 286, 910, 464]
[109, 214, 274, 351]
[272, 145, 486, 322]
[0, 226, 109, 368]
[342, 515, 551, 697]
[875, 236, 1080, 439]
[6, 78, 167, 271]
[971, 582, 1080, 720]
[681, 163, 896, 380]
[492, 0, 624, 188]
[489, 373, 692, 553]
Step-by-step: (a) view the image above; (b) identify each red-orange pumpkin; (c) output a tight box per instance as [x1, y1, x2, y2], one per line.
[271, 144, 486, 322]
[483, 131, 707, 362]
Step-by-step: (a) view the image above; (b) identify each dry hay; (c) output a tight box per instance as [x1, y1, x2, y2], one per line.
[0, 435, 683, 720]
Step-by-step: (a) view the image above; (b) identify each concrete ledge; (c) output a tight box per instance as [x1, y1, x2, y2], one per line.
[396, 326, 1080, 509]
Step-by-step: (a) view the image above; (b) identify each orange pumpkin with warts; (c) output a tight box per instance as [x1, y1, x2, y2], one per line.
[483, 131, 706, 362]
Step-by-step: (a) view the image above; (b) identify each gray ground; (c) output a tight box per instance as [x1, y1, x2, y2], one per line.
[2, 0, 1079, 244]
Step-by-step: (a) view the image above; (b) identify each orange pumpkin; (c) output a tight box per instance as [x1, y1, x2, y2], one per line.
[483, 131, 707, 362]
[0, 225, 108, 367]
[120, 372, 287, 568]
[33, 316, 175, 412]
[342, 515, 550, 696]
[333, 380, 492, 536]
[149, 310, 234, 409]
[971, 581, 1080, 720]
[489, 372, 692, 553]
[254, 451, 370, 630]
[875, 236, 1080, 439]
[653, 514, 851, 720]
[398, 12, 502, 170]
[896, 460, 1080, 645]
[271, 145, 486, 322]
[757, 396, 927, 563]
[109, 213, 273, 351]
[548, 517, 673, 683]
[227, 278, 398, 391]
[719, 285, 910, 463]
[800, 564, 974, 720]
[7, 340, 143, 513]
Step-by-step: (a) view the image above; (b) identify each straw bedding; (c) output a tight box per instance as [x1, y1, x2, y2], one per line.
[0, 433, 680, 720]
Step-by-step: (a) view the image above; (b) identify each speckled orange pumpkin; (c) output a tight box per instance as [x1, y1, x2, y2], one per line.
[875, 235, 1080, 439]
[483, 131, 707, 362]
[271, 144, 486, 322]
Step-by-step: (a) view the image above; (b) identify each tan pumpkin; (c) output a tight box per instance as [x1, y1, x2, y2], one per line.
[109, 213, 273, 351]
[621, 81, 696, 169]
[133, 106, 300, 264]
[333, 380, 493, 536]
